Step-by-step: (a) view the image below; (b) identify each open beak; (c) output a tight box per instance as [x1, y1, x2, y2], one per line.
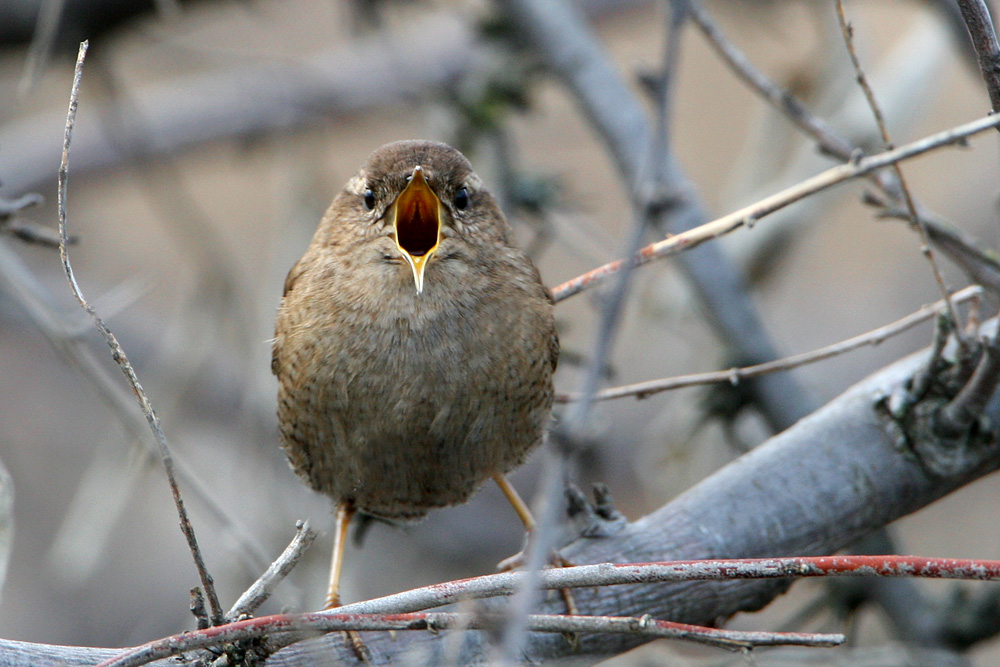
[391, 166, 441, 294]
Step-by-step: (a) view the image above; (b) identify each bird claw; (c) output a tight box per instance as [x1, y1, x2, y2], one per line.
[324, 596, 371, 664]
[344, 630, 371, 665]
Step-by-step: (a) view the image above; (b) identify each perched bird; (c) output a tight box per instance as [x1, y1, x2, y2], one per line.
[272, 140, 558, 609]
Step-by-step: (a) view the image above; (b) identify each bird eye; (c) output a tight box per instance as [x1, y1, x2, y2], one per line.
[454, 187, 469, 211]
[363, 188, 375, 211]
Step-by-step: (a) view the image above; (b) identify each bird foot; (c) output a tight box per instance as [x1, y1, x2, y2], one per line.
[324, 598, 371, 664]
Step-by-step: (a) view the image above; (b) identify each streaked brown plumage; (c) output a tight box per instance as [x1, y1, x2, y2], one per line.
[272, 140, 558, 608]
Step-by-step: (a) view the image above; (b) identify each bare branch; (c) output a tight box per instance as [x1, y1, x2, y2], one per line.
[551, 111, 1000, 303]
[55, 40, 222, 625]
[557, 285, 983, 403]
[5, 318, 1000, 664]
[71, 552, 1000, 667]
[688, 1, 854, 160]
[499, 0, 816, 432]
[226, 521, 316, 622]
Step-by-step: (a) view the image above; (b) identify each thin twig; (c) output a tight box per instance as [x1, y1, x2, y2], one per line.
[56, 41, 223, 625]
[834, 0, 961, 331]
[874, 200, 1000, 292]
[327, 554, 1000, 617]
[550, 110, 1000, 303]
[502, 0, 816, 432]
[226, 521, 316, 621]
[501, 3, 695, 660]
[0, 238, 273, 582]
[559, 0, 689, 431]
[94, 553, 1000, 667]
[96, 610, 843, 667]
[955, 0, 1000, 113]
[556, 285, 983, 403]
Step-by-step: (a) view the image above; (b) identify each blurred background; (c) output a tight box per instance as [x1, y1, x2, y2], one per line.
[0, 0, 998, 664]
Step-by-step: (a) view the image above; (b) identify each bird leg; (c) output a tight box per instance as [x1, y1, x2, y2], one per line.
[324, 501, 369, 663]
[492, 474, 578, 616]
[325, 500, 356, 609]
[494, 472, 537, 534]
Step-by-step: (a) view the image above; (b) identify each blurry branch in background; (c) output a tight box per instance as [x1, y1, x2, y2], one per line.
[18, 0, 66, 95]
[0, 12, 479, 198]
[497, 2, 694, 661]
[0, 237, 273, 580]
[0, 192, 64, 247]
[56, 40, 223, 626]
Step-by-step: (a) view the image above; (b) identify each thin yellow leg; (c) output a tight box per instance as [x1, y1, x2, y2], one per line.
[323, 501, 370, 662]
[493, 473, 579, 619]
[493, 472, 537, 532]
[325, 500, 355, 609]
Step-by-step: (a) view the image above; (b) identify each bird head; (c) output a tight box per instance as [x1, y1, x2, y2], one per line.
[345, 140, 507, 296]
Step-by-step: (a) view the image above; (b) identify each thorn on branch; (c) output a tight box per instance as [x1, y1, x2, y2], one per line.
[191, 587, 210, 630]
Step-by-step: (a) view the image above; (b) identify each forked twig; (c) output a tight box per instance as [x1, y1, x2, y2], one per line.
[56, 41, 223, 625]
[226, 520, 316, 621]
[690, 0, 1000, 296]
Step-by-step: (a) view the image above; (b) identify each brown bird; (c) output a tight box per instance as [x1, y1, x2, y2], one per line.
[272, 140, 558, 610]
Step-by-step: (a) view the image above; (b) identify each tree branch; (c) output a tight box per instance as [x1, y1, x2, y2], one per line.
[551, 111, 1000, 303]
[56, 40, 222, 625]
